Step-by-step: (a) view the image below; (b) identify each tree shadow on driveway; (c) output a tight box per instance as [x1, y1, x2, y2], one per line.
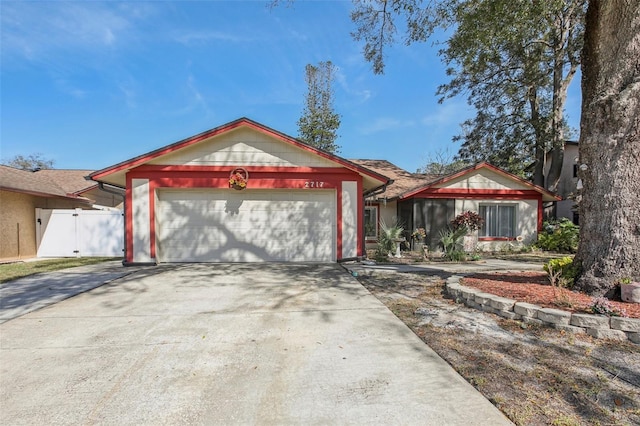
[0, 264, 165, 322]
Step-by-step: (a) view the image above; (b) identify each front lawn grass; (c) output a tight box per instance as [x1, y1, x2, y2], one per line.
[0, 258, 119, 284]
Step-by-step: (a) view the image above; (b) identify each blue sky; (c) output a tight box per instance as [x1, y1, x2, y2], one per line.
[1, 1, 582, 173]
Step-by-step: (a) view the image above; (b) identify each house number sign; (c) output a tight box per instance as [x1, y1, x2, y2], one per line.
[304, 181, 325, 188]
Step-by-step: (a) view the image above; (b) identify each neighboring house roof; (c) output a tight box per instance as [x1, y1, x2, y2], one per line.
[90, 117, 392, 191]
[0, 165, 93, 203]
[34, 169, 97, 195]
[351, 160, 560, 202]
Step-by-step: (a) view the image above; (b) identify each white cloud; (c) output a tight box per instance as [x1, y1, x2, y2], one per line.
[359, 117, 416, 135]
[54, 78, 88, 100]
[287, 28, 308, 42]
[421, 100, 472, 128]
[117, 82, 137, 109]
[172, 30, 251, 45]
[334, 66, 374, 104]
[168, 74, 214, 119]
[1, 2, 148, 62]
[359, 89, 372, 102]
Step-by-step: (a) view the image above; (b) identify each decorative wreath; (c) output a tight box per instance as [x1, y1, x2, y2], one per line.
[229, 167, 249, 190]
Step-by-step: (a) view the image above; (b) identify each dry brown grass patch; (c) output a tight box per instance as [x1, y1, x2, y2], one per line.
[358, 271, 640, 426]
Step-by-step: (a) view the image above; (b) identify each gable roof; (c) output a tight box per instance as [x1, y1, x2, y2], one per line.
[353, 161, 560, 202]
[0, 165, 93, 203]
[405, 162, 559, 201]
[90, 117, 391, 190]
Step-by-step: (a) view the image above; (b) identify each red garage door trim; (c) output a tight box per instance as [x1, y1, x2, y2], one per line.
[125, 166, 364, 263]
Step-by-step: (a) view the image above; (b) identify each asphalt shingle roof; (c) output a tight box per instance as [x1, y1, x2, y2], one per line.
[0, 165, 94, 200]
[34, 169, 96, 195]
[349, 159, 442, 199]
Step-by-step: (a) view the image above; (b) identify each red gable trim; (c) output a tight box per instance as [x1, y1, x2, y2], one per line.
[132, 165, 351, 174]
[410, 188, 542, 199]
[90, 117, 389, 185]
[399, 162, 560, 201]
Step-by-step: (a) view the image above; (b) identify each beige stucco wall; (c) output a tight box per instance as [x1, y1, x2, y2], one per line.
[0, 190, 93, 261]
[149, 127, 337, 168]
[455, 198, 538, 251]
[1, 191, 38, 260]
[379, 201, 398, 228]
[439, 169, 531, 191]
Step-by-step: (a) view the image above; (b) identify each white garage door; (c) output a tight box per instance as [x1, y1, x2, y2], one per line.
[156, 189, 336, 262]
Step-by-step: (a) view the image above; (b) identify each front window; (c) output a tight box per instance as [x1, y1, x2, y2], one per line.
[479, 204, 516, 238]
[364, 206, 378, 239]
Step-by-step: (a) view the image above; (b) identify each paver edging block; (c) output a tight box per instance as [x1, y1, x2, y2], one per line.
[514, 302, 542, 319]
[586, 328, 627, 341]
[496, 310, 520, 320]
[553, 324, 587, 334]
[446, 282, 463, 299]
[538, 308, 572, 326]
[489, 296, 517, 311]
[610, 317, 640, 333]
[570, 313, 610, 329]
[444, 276, 637, 344]
[459, 287, 481, 301]
[465, 300, 481, 310]
[474, 292, 495, 306]
[522, 317, 544, 326]
[481, 304, 496, 314]
[447, 276, 463, 286]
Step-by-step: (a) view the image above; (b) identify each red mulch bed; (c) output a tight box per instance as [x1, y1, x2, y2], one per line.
[461, 271, 640, 319]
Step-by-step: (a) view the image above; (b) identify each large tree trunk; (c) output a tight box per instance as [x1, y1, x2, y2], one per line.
[530, 87, 546, 187]
[545, 23, 568, 193]
[545, 5, 582, 193]
[574, 0, 640, 296]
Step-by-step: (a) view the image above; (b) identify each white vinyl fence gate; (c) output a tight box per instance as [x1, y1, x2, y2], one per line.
[36, 208, 124, 258]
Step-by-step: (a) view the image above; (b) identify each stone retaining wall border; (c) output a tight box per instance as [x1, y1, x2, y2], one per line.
[444, 276, 640, 344]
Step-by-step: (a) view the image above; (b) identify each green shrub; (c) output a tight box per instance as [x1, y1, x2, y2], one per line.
[448, 250, 467, 262]
[543, 256, 579, 288]
[376, 220, 404, 257]
[536, 219, 579, 253]
[519, 244, 534, 253]
[438, 226, 468, 261]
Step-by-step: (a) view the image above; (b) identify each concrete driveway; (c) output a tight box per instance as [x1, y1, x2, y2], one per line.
[0, 263, 511, 425]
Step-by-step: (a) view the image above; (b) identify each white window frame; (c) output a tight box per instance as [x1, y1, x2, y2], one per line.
[364, 205, 378, 239]
[479, 204, 517, 238]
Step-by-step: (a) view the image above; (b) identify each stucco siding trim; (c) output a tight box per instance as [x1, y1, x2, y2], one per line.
[131, 179, 152, 263]
[341, 181, 358, 259]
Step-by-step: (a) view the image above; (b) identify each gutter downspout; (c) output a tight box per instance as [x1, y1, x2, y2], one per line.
[97, 182, 127, 263]
[363, 179, 393, 199]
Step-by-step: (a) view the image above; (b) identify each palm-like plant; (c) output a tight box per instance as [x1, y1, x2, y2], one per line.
[438, 226, 468, 259]
[377, 220, 405, 256]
